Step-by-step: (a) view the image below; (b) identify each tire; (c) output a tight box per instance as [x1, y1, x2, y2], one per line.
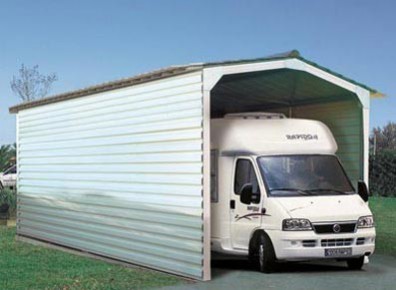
[346, 256, 365, 270]
[251, 233, 277, 273]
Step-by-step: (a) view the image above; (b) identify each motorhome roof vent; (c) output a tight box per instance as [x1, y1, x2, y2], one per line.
[224, 112, 287, 120]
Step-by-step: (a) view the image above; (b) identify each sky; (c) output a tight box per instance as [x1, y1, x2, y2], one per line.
[0, 0, 395, 145]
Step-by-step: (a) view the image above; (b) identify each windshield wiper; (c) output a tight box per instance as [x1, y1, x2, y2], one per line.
[306, 188, 353, 195]
[270, 188, 317, 196]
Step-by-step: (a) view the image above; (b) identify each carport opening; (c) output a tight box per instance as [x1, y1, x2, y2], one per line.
[209, 67, 364, 190]
[210, 69, 359, 118]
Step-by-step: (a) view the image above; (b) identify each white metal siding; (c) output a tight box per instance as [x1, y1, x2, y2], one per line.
[16, 71, 206, 279]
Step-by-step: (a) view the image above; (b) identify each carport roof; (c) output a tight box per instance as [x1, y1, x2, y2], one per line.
[9, 50, 383, 113]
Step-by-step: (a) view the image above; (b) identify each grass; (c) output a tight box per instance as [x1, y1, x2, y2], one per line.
[1, 197, 395, 289]
[369, 196, 396, 257]
[0, 228, 183, 290]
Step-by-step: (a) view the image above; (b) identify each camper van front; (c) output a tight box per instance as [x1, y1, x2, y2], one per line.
[257, 154, 375, 260]
[210, 115, 376, 273]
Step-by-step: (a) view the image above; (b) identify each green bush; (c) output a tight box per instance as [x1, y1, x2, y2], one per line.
[369, 150, 396, 197]
[0, 188, 17, 217]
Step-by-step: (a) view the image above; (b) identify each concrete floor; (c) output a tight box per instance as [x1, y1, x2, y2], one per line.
[160, 254, 396, 290]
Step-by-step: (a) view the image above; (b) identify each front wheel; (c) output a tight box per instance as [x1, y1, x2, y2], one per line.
[257, 234, 277, 273]
[346, 256, 365, 270]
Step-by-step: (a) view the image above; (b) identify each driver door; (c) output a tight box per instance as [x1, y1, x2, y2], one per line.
[230, 157, 262, 250]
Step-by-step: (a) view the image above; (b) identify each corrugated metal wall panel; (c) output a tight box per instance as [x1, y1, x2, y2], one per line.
[16, 71, 205, 279]
[292, 100, 363, 186]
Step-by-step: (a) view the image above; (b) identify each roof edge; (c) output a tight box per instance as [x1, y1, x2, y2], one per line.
[202, 51, 382, 96]
[9, 50, 383, 113]
[294, 55, 383, 97]
[9, 65, 202, 114]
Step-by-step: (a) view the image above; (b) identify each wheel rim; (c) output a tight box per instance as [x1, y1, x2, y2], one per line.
[259, 244, 264, 268]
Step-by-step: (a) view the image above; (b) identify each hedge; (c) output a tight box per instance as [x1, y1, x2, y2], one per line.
[369, 150, 396, 197]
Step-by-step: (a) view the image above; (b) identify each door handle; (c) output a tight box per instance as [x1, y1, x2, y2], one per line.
[261, 208, 267, 214]
[230, 200, 235, 209]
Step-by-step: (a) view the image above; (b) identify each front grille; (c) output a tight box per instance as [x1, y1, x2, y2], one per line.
[313, 222, 356, 234]
[302, 240, 316, 247]
[356, 237, 365, 245]
[321, 238, 353, 247]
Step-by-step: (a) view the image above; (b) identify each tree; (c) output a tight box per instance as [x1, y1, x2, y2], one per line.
[10, 64, 58, 102]
[0, 144, 16, 172]
[370, 122, 396, 154]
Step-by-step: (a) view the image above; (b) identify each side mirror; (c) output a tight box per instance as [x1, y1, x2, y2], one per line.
[357, 180, 369, 202]
[240, 184, 253, 204]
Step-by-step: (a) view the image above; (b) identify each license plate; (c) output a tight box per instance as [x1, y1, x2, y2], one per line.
[324, 248, 352, 257]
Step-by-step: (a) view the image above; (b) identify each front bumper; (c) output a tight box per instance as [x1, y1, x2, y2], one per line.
[267, 228, 376, 261]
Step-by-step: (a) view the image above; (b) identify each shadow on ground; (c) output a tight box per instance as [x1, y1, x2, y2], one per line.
[211, 256, 349, 279]
[160, 254, 396, 290]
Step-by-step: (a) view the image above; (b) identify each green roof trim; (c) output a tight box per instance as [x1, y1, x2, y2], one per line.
[296, 54, 383, 97]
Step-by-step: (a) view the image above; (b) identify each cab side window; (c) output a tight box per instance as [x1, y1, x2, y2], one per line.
[234, 159, 260, 202]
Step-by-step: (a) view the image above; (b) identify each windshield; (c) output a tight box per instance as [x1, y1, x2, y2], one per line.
[257, 155, 355, 197]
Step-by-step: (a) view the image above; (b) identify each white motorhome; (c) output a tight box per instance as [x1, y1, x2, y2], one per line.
[211, 113, 375, 272]
[0, 165, 17, 190]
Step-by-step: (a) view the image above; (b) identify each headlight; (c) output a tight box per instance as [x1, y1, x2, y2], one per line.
[357, 216, 374, 228]
[282, 219, 312, 231]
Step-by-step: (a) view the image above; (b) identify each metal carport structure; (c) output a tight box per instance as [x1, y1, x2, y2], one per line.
[10, 50, 381, 281]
